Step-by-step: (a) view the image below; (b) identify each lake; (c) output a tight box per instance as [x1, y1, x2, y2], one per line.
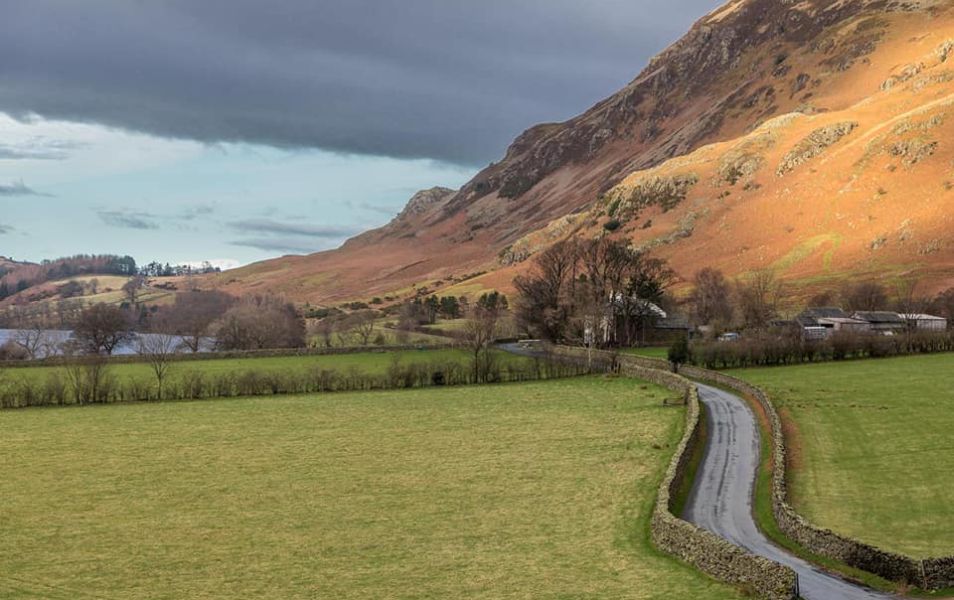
[0, 329, 213, 358]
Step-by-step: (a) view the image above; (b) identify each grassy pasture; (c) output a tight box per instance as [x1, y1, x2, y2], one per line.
[0, 349, 524, 390]
[731, 353, 954, 558]
[0, 378, 742, 599]
[308, 320, 452, 348]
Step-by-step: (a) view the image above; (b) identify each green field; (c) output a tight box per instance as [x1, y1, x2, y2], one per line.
[0, 378, 742, 599]
[731, 353, 954, 558]
[1, 349, 522, 389]
[309, 321, 451, 348]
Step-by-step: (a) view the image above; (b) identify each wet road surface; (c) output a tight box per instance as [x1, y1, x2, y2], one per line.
[685, 383, 897, 599]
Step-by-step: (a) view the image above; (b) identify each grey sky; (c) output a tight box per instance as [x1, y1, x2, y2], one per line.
[0, 1, 721, 267]
[0, 180, 51, 197]
[1, 0, 720, 166]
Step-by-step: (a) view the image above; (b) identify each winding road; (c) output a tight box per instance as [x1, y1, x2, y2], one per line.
[686, 383, 897, 600]
[497, 344, 899, 598]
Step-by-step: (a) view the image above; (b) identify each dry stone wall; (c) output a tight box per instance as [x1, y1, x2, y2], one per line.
[680, 365, 954, 591]
[554, 346, 954, 591]
[552, 347, 799, 600]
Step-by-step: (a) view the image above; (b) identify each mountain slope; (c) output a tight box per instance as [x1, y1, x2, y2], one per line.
[215, 0, 954, 303]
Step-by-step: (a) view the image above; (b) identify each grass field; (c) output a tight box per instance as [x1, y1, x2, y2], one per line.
[731, 353, 954, 558]
[308, 321, 451, 348]
[0, 378, 742, 599]
[1, 349, 523, 389]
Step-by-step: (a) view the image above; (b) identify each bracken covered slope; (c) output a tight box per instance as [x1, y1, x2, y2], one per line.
[213, 0, 954, 303]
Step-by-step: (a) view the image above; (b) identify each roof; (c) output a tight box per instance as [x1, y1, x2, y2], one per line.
[654, 315, 690, 330]
[853, 311, 906, 324]
[795, 315, 819, 327]
[608, 294, 667, 318]
[817, 317, 870, 325]
[801, 307, 850, 319]
[899, 313, 947, 321]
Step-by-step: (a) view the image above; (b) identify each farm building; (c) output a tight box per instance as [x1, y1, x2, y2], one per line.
[900, 313, 948, 331]
[852, 311, 907, 334]
[796, 308, 872, 338]
[645, 314, 691, 344]
[587, 299, 689, 346]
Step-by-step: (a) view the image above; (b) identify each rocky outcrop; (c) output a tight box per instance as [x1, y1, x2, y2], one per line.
[937, 40, 954, 63]
[889, 138, 938, 166]
[776, 121, 858, 175]
[604, 173, 700, 221]
[719, 143, 768, 185]
[447, 0, 912, 211]
[393, 187, 456, 221]
[881, 63, 925, 90]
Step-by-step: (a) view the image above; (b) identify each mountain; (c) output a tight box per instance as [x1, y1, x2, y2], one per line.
[213, 0, 954, 304]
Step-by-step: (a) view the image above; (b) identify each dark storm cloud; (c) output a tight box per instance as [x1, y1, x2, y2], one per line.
[0, 180, 52, 197]
[0, 0, 720, 165]
[97, 210, 160, 230]
[228, 219, 361, 239]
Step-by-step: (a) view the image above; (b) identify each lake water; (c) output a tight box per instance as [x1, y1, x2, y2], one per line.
[0, 329, 213, 358]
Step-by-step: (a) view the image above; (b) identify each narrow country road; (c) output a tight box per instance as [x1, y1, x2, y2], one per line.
[685, 383, 897, 600]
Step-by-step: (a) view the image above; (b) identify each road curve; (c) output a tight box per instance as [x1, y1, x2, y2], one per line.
[685, 383, 897, 600]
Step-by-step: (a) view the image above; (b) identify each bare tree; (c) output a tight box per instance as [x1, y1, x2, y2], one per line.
[71, 304, 133, 355]
[689, 268, 733, 327]
[893, 279, 928, 314]
[624, 256, 674, 345]
[807, 289, 837, 308]
[515, 238, 673, 346]
[213, 295, 305, 350]
[311, 317, 337, 348]
[514, 240, 581, 341]
[122, 275, 145, 305]
[930, 288, 954, 323]
[334, 314, 357, 347]
[464, 303, 500, 382]
[735, 270, 784, 330]
[350, 310, 377, 346]
[12, 326, 56, 360]
[138, 332, 180, 399]
[160, 290, 234, 352]
[62, 351, 112, 405]
[840, 281, 888, 312]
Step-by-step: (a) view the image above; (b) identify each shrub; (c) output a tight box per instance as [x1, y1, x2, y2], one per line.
[1, 349, 602, 410]
[690, 329, 954, 369]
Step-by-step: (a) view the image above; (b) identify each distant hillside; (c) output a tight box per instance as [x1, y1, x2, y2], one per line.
[169, 1, 954, 302]
[0, 254, 138, 302]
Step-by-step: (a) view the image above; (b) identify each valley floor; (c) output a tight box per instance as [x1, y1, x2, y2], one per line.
[0, 377, 742, 599]
[730, 353, 954, 558]
[0, 349, 525, 391]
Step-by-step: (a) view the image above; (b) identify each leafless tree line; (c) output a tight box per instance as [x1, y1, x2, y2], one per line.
[688, 268, 954, 334]
[513, 238, 674, 346]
